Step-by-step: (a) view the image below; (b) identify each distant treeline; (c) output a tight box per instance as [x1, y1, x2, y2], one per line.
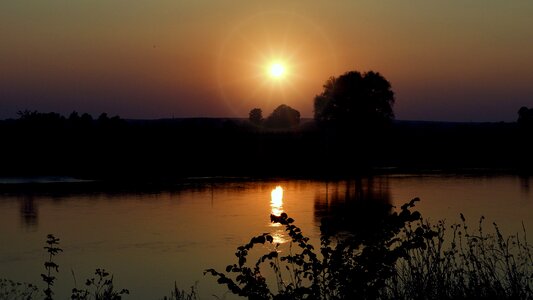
[1, 109, 533, 179]
[4, 68, 533, 179]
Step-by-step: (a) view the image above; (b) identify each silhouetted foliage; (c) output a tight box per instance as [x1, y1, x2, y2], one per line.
[206, 199, 432, 299]
[71, 269, 129, 300]
[0, 279, 39, 299]
[38, 234, 128, 300]
[80, 113, 94, 124]
[249, 108, 263, 126]
[69, 111, 80, 121]
[42, 234, 62, 300]
[162, 283, 199, 300]
[314, 71, 394, 129]
[97, 113, 109, 123]
[1, 202, 533, 299]
[265, 104, 300, 128]
[17, 110, 66, 130]
[0, 109, 529, 178]
[14, 110, 125, 130]
[518, 106, 533, 128]
[208, 200, 533, 300]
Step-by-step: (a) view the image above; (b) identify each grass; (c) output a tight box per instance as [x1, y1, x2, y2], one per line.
[390, 215, 533, 299]
[1, 198, 532, 299]
[161, 283, 199, 300]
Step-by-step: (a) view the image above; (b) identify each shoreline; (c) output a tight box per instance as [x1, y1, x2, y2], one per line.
[0, 167, 528, 195]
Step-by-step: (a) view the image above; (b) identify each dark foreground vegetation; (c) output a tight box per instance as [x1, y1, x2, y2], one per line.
[2, 199, 532, 299]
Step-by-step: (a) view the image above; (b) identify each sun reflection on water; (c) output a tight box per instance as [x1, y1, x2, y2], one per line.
[270, 231, 288, 244]
[270, 186, 288, 244]
[270, 186, 283, 217]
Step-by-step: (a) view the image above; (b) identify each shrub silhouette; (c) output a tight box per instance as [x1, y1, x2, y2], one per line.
[205, 198, 432, 299]
[249, 108, 264, 126]
[265, 104, 300, 129]
[206, 199, 533, 300]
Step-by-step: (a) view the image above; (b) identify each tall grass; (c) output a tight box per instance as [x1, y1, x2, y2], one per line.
[390, 215, 533, 299]
[161, 283, 199, 300]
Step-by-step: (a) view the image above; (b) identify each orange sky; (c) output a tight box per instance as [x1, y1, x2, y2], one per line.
[1, 1, 533, 121]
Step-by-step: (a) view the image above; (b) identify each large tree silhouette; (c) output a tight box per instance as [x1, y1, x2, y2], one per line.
[314, 71, 395, 129]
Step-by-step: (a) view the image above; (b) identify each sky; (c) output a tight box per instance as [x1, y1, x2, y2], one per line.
[1, 1, 533, 122]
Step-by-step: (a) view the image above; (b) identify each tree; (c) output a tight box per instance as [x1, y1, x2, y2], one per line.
[249, 108, 263, 125]
[97, 112, 109, 123]
[68, 111, 80, 122]
[16, 110, 65, 129]
[265, 104, 300, 128]
[80, 113, 93, 123]
[518, 106, 533, 128]
[314, 71, 395, 129]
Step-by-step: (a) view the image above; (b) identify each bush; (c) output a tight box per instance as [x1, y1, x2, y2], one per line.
[206, 198, 533, 300]
[0, 279, 39, 300]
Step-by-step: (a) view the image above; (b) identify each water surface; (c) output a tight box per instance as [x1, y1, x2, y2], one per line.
[1, 175, 532, 299]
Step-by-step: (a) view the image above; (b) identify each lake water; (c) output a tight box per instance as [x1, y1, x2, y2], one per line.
[1, 175, 533, 299]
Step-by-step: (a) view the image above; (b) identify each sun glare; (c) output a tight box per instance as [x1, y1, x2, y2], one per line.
[269, 63, 285, 78]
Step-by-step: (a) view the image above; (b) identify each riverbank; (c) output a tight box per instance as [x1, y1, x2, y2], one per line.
[1, 117, 533, 179]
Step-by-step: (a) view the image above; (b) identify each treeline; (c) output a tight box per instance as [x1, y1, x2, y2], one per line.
[3, 69, 533, 179]
[1, 110, 533, 179]
[0, 110, 323, 179]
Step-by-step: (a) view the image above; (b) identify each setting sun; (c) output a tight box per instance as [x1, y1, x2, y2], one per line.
[269, 63, 285, 78]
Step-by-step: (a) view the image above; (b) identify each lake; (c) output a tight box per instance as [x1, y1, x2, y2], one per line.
[1, 174, 533, 299]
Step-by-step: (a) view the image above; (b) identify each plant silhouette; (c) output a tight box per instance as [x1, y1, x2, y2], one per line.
[265, 104, 301, 129]
[206, 199, 533, 299]
[42, 234, 62, 300]
[249, 108, 264, 126]
[71, 269, 129, 300]
[205, 198, 433, 299]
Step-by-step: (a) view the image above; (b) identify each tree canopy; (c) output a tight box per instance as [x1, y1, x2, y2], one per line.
[314, 71, 395, 129]
[518, 106, 533, 128]
[265, 104, 300, 128]
[248, 108, 263, 125]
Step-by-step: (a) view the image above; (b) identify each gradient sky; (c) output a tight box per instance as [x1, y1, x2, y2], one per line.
[1, 1, 533, 121]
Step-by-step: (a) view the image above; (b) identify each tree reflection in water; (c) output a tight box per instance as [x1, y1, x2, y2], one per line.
[314, 177, 392, 241]
[20, 195, 38, 229]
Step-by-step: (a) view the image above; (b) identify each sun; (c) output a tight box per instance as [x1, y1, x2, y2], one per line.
[269, 63, 285, 78]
